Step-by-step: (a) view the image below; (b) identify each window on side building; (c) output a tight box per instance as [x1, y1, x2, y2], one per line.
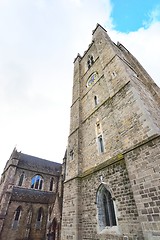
[12, 206, 22, 229]
[36, 207, 43, 229]
[18, 172, 24, 186]
[49, 177, 54, 191]
[31, 175, 43, 190]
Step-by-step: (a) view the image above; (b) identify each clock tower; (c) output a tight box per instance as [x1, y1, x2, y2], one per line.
[61, 24, 160, 240]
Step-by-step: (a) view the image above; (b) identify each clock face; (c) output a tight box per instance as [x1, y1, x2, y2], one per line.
[87, 72, 98, 87]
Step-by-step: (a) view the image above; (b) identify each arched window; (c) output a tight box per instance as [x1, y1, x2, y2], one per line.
[12, 206, 22, 229]
[69, 149, 74, 160]
[87, 55, 94, 69]
[36, 207, 43, 229]
[95, 121, 105, 154]
[94, 95, 98, 106]
[31, 175, 43, 190]
[97, 135, 104, 153]
[49, 177, 54, 191]
[97, 185, 117, 231]
[18, 172, 24, 186]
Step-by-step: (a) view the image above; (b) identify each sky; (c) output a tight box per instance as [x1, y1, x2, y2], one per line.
[0, 0, 160, 174]
[111, 0, 160, 32]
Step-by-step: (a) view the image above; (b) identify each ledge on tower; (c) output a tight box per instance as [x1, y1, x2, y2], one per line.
[73, 53, 82, 63]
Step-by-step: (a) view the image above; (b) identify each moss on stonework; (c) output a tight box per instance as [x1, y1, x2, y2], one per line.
[117, 153, 123, 160]
[79, 153, 124, 178]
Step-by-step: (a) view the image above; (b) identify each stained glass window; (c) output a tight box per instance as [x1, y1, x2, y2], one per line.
[31, 175, 43, 190]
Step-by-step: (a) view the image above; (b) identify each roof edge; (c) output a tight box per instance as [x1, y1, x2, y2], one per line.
[92, 23, 107, 35]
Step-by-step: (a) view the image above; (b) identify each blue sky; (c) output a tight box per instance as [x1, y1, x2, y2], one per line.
[111, 0, 160, 32]
[0, 0, 159, 174]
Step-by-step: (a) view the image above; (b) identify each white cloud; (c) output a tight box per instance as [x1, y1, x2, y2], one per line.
[0, 0, 112, 173]
[69, 0, 81, 6]
[108, 21, 160, 87]
[143, 5, 160, 27]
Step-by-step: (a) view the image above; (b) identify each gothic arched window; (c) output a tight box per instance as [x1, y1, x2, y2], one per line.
[12, 206, 22, 229]
[97, 185, 117, 231]
[94, 96, 98, 106]
[87, 55, 94, 69]
[49, 177, 54, 191]
[95, 121, 105, 154]
[97, 135, 104, 153]
[69, 149, 74, 160]
[36, 207, 43, 229]
[18, 172, 24, 186]
[31, 175, 43, 190]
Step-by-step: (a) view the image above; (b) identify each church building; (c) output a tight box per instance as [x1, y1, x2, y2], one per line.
[0, 24, 160, 240]
[0, 148, 63, 240]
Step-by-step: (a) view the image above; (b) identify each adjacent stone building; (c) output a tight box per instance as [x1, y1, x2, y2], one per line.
[61, 24, 160, 240]
[0, 24, 160, 240]
[0, 148, 62, 240]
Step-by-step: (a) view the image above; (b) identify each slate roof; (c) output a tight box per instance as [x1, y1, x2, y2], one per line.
[16, 151, 62, 175]
[11, 187, 55, 204]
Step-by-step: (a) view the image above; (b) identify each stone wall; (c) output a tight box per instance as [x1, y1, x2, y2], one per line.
[0, 150, 62, 240]
[0, 201, 48, 240]
[62, 24, 160, 240]
[125, 136, 160, 240]
[14, 166, 59, 192]
[61, 178, 81, 240]
[80, 157, 144, 240]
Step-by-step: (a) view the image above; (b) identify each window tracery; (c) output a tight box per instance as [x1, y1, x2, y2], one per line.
[87, 55, 94, 69]
[31, 175, 43, 190]
[97, 185, 117, 231]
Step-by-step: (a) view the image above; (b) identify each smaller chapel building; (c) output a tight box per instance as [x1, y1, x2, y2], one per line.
[0, 148, 63, 240]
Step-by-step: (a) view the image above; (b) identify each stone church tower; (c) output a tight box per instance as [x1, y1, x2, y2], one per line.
[61, 24, 160, 240]
[0, 24, 160, 240]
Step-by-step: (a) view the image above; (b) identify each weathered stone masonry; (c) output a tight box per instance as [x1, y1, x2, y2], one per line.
[0, 149, 62, 240]
[125, 136, 160, 240]
[61, 24, 160, 240]
[0, 24, 160, 240]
